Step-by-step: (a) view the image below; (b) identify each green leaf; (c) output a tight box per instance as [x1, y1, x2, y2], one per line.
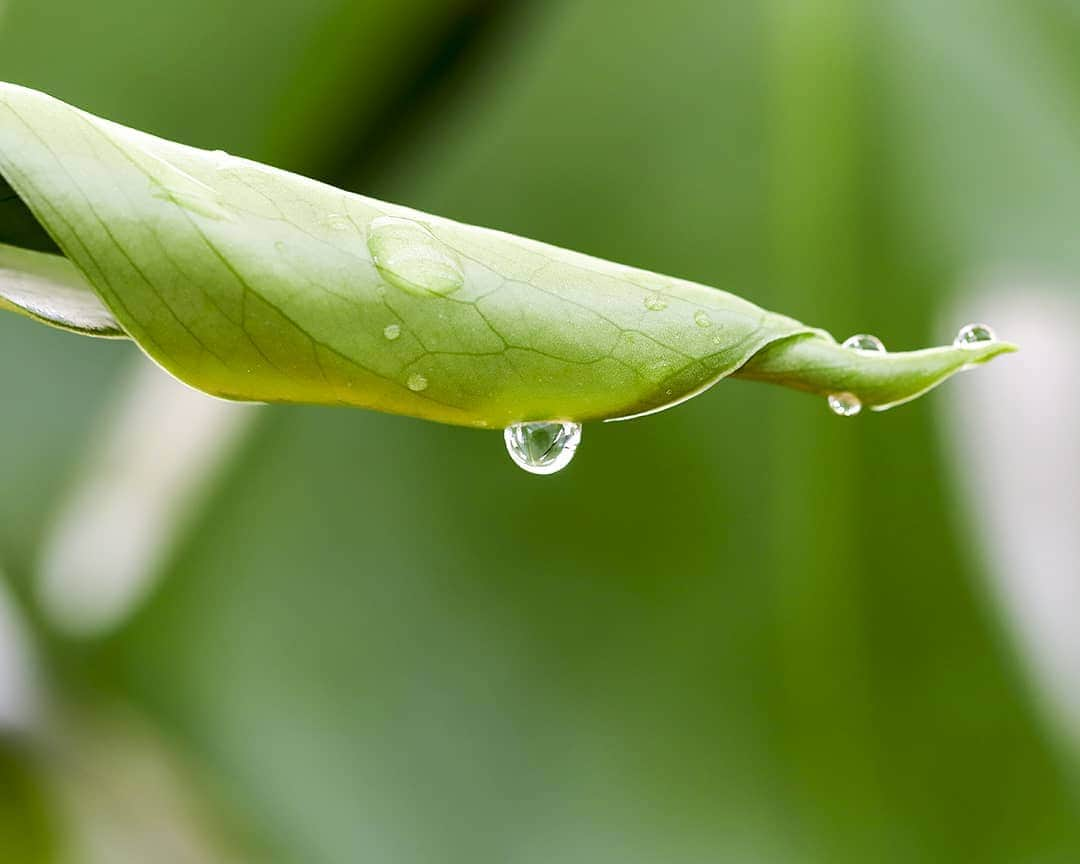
[737, 332, 1015, 411]
[0, 243, 123, 337]
[0, 82, 1013, 426]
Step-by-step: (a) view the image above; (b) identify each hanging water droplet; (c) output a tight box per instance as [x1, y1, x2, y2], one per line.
[643, 294, 668, 312]
[827, 392, 862, 417]
[504, 421, 581, 475]
[953, 322, 996, 347]
[367, 216, 464, 296]
[694, 310, 712, 328]
[407, 372, 428, 392]
[383, 323, 401, 341]
[842, 333, 886, 352]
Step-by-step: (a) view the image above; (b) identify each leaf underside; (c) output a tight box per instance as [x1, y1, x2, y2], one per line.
[0, 83, 1014, 427]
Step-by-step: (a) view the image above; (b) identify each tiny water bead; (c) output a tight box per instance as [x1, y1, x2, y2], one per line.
[643, 294, 668, 312]
[383, 323, 401, 341]
[504, 421, 582, 475]
[827, 392, 862, 417]
[322, 214, 352, 231]
[954, 322, 996, 347]
[694, 310, 713, 328]
[367, 216, 464, 296]
[406, 372, 428, 392]
[842, 333, 886, 352]
[151, 184, 231, 221]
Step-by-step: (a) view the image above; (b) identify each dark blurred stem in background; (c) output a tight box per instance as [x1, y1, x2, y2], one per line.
[298, 0, 526, 188]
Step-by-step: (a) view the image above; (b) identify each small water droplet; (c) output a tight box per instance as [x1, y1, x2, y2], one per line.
[504, 421, 581, 475]
[954, 322, 996, 347]
[274, 240, 286, 253]
[827, 392, 862, 417]
[644, 294, 668, 312]
[323, 214, 351, 231]
[152, 185, 231, 221]
[842, 333, 886, 352]
[383, 323, 401, 341]
[128, 143, 231, 221]
[368, 216, 464, 296]
[407, 373, 428, 392]
[694, 310, 712, 328]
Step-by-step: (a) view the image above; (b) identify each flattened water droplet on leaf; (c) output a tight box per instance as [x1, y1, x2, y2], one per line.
[644, 294, 668, 311]
[504, 421, 581, 475]
[842, 333, 886, 352]
[954, 322, 996, 347]
[828, 392, 862, 417]
[407, 372, 428, 392]
[694, 310, 712, 328]
[367, 216, 464, 296]
[383, 323, 401, 341]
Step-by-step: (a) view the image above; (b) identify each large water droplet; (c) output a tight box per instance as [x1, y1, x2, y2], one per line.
[367, 216, 464, 296]
[383, 323, 401, 341]
[643, 294, 668, 312]
[827, 392, 862, 417]
[842, 333, 886, 352]
[504, 421, 581, 475]
[694, 310, 712, 328]
[407, 372, 428, 392]
[954, 322, 996, 347]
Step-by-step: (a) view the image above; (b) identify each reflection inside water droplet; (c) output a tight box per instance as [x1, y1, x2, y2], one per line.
[504, 421, 581, 475]
[383, 323, 401, 341]
[407, 373, 428, 392]
[367, 216, 464, 296]
[842, 333, 886, 352]
[828, 392, 862, 417]
[954, 322, 996, 346]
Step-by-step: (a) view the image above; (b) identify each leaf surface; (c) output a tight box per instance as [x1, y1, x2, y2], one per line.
[0, 243, 122, 337]
[0, 83, 1013, 426]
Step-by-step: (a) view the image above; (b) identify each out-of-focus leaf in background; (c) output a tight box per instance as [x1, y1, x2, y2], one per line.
[0, 1, 1077, 863]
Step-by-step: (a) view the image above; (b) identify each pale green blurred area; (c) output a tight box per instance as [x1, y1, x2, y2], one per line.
[1, 1, 1078, 862]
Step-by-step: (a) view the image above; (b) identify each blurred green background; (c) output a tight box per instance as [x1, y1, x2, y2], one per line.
[1, 1, 1078, 862]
